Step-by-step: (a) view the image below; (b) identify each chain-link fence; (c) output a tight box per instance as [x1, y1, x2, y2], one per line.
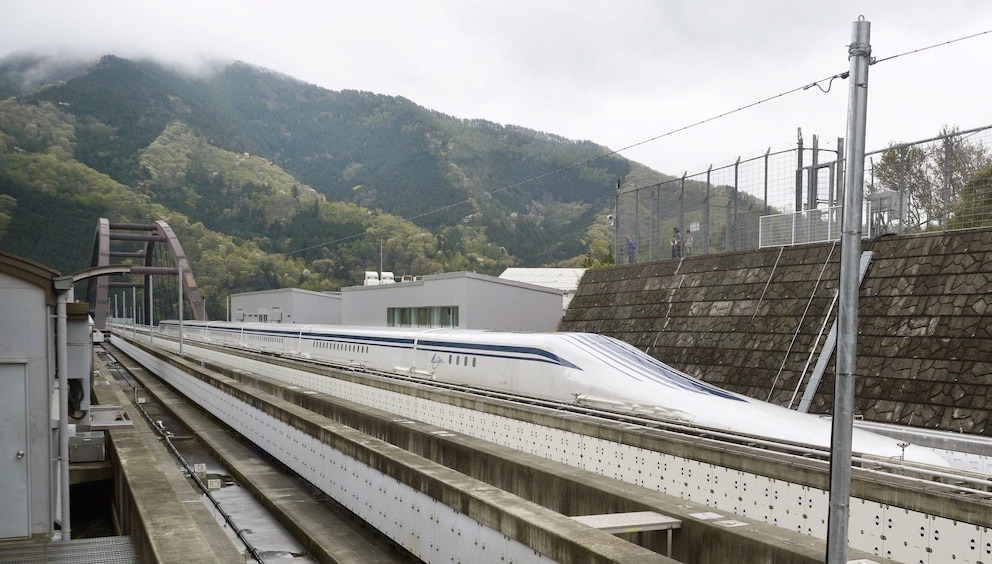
[615, 125, 992, 263]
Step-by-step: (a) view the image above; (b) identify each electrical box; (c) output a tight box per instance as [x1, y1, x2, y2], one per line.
[69, 431, 106, 463]
[67, 302, 93, 420]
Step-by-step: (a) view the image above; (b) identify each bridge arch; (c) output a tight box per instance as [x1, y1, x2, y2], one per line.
[87, 218, 208, 329]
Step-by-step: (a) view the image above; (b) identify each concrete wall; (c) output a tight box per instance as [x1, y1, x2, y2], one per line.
[461, 273, 562, 331]
[560, 228, 992, 436]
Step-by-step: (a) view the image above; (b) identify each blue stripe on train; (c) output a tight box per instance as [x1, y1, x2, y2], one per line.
[566, 334, 746, 402]
[189, 324, 580, 369]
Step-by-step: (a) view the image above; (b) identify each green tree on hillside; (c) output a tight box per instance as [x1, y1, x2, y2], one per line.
[580, 239, 614, 268]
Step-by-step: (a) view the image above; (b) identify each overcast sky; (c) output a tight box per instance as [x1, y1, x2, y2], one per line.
[2, 1, 990, 176]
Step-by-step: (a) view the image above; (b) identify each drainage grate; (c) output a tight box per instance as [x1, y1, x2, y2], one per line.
[0, 536, 138, 563]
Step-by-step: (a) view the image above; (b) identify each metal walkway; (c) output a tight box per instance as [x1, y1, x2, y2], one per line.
[0, 536, 138, 563]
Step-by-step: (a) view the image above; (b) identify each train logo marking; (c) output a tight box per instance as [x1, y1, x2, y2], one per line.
[430, 353, 445, 369]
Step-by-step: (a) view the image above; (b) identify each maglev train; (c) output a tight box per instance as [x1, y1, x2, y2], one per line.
[157, 320, 948, 467]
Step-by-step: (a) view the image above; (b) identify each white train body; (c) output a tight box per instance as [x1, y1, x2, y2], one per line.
[157, 320, 948, 467]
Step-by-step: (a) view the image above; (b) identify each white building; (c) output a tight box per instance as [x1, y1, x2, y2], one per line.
[498, 267, 586, 313]
[229, 271, 565, 331]
[230, 288, 341, 324]
[341, 271, 563, 331]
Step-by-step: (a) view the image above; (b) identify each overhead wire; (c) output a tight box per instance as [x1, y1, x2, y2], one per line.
[872, 28, 992, 65]
[287, 26, 992, 257]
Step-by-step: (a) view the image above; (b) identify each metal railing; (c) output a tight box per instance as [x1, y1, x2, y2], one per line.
[758, 203, 873, 248]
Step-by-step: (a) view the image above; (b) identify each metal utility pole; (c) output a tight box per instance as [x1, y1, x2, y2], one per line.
[179, 262, 184, 357]
[132, 286, 137, 338]
[614, 179, 620, 263]
[826, 17, 871, 563]
[149, 275, 154, 345]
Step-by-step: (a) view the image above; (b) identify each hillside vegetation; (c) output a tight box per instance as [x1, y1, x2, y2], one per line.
[0, 54, 673, 317]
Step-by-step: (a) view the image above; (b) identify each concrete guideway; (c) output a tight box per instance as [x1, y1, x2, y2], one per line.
[113, 332, 908, 563]
[101, 340, 409, 564]
[161, 331, 992, 560]
[113, 335, 674, 563]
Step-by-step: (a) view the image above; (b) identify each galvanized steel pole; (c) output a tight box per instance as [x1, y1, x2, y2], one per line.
[149, 274, 154, 345]
[826, 17, 871, 563]
[634, 183, 639, 263]
[54, 278, 72, 540]
[179, 262, 184, 357]
[614, 179, 620, 263]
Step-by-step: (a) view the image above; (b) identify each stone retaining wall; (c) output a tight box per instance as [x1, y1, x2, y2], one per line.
[559, 228, 992, 436]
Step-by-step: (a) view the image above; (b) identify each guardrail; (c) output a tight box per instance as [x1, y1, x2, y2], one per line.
[758, 203, 873, 248]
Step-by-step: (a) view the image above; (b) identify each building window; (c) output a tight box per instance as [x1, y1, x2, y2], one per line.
[387, 306, 459, 328]
[440, 306, 457, 327]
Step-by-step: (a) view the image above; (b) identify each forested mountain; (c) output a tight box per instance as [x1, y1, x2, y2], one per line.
[0, 54, 668, 317]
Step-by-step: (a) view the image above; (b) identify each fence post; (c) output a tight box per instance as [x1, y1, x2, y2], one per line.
[764, 147, 771, 214]
[614, 179, 620, 262]
[796, 128, 804, 213]
[704, 165, 712, 255]
[634, 182, 640, 262]
[837, 137, 846, 217]
[807, 136, 820, 242]
[725, 188, 733, 252]
[943, 136, 953, 231]
[897, 146, 907, 233]
[808, 134, 820, 210]
[733, 156, 741, 250]
[649, 187, 655, 261]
